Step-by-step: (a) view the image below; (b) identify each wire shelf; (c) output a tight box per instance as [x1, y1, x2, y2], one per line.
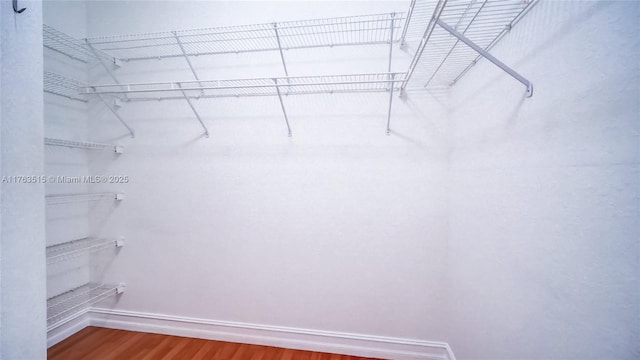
[47, 283, 122, 331]
[402, 0, 538, 90]
[47, 237, 122, 265]
[86, 13, 405, 61]
[44, 72, 87, 102]
[85, 72, 405, 101]
[46, 192, 124, 205]
[45, 137, 123, 153]
[43, 24, 115, 63]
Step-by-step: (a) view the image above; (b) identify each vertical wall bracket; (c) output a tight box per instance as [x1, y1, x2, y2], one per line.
[96, 93, 135, 138]
[386, 73, 396, 135]
[273, 79, 292, 137]
[273, 23, 290, 78]
[436, 19, 533, 97]
[177, 84, 210, 138]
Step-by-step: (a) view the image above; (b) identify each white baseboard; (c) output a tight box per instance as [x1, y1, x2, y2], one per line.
[47, 310, 90, 347]
[89, 308, 455, 360]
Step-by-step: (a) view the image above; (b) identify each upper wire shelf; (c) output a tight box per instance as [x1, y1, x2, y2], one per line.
[85, 13, 406, 61]
[402, 0, 538, 90]
[43, 24, 115, 63]
[47, 237, 123, 265]
[85, 72, 406, 101]
[44, 72, 87, 102]
[47, 283, 124, 331]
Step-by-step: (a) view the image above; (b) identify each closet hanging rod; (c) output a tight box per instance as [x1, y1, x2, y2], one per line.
[85, 73, 406, 96]
[46, 192, 124, 205]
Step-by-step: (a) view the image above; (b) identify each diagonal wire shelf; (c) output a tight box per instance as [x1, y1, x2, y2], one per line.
[85, 13, 406, 61]
[402, 0, 538, 90]
[44, 72, 88, 102]
[47, 237, 122, 265]
[47, 283, 122, 331]
[84, 72, 406, 101]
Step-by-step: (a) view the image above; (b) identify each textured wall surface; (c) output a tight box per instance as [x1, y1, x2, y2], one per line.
[0, 0, 46, 358]
[85, 0, 451, 345]
[445, 1, 640, 359]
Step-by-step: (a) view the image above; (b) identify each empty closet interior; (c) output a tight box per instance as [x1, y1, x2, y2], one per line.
[17, 0, 638, 358]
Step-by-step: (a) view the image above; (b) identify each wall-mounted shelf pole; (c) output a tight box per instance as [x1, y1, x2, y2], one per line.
[273, 78, 292, 137]
[400, 0, 448, 94]
[388, 13, 396, 73]
[177, 84, 210, 138]
[436, 19, 533, 97]
[273, 23, 289, 78]
[173, 31, 202, 86]
[386, 73, 396, 135]
[399, 0, 416, 46]
[423, 0, 488, 89]
[96, 93, 135, 138]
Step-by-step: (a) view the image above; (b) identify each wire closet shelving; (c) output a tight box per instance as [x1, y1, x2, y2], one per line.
[47, 237, 124, 265]
[43, 0, 538, 138]
[400, 0, 538, 93]
[45, 192, 124, 205]
[47, 283, 125, 331]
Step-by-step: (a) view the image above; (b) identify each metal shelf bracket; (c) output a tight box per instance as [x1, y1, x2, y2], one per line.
[436, 19, 533, 97]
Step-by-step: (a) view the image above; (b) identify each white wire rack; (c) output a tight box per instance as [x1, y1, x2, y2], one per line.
[45, 137, 124, 153]
[86, 72, 405, 100]
[46, 192, 124, 205]
[401, 0, 538, 92]
[86, 13, 406, 61]
[44, 24, 116, 63]
[44, 72, 87, 102]
[47, 283, 124, 331]
[47, 237, 124, 265]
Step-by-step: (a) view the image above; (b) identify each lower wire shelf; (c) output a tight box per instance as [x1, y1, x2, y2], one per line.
[47, 283, 125, 331]
[47, 237, 124, 264]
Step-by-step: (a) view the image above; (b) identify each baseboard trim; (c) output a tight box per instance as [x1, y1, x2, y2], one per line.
[90, 308, 455, 360]
[47, 310, 90, 347]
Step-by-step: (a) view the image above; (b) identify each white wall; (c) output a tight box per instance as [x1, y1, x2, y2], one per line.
[83, 0, 451, 347]
[445, 1, 640, 359]
[0, 0, 46, 358]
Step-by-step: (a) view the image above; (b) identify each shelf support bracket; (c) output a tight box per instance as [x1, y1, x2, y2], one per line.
[273, 79, 292, 137]
[388, 13, 395, 73]
[273, 23, 289, 78]
[96, 93, 135, 138]
[436, 19, 533, 97]
[177, 84, 210, 138]
[173, 31, 202, 86]
[386, 73, 396, 135]
[85, 39, 121, 86]
[400, 2, 415, 47]
[400, 0, 448, 94]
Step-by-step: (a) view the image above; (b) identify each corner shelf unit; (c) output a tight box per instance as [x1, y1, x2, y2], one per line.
[47, 237, 124, 265]
[47, 283, 125, 331]
[400, 0, 539, 94]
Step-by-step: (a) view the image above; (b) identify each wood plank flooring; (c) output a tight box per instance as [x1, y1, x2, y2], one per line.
[48, 327, 383, 360]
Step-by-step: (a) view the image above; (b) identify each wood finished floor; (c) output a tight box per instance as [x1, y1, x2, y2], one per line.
[48, 326, 383, 360]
